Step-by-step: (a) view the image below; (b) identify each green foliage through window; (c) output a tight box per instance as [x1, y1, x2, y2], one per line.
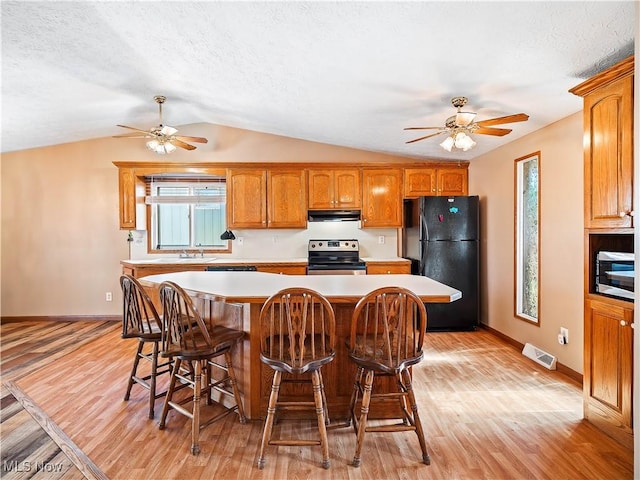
[515, 153, 540, 324]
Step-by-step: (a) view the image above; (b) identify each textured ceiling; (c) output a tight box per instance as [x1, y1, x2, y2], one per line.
[1, 1, 636, 160]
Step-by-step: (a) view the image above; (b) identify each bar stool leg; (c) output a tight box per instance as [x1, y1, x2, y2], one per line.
[224, 351, 247, 423]
[191, 360, 202, 455]
[124, 341, 144, 401]
[401, 369, 430, 465]
[159, 358, 181, 430]
[312, 370, 330, 469]
[352, 369, 374, 468]
[257, 370, 282, 469]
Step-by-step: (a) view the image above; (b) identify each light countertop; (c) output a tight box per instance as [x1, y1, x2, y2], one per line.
[139, 270, 461, 304]
[122, 257, 409, 266]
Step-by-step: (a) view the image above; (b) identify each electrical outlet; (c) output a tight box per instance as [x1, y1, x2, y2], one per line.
[105, 292, 112, 302]
[378, 235, 385, 245]
[237, 237, 244, 246]
[560, 327, 569, 344]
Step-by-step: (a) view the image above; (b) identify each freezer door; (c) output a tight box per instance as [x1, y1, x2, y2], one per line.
[421, 195, 479, 241]
[422, 239, 479, 330]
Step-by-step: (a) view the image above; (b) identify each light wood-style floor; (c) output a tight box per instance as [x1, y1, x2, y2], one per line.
[0, 320, 634, 479]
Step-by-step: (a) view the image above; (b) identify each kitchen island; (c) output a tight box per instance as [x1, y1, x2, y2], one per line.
[139, 270, 461, 419]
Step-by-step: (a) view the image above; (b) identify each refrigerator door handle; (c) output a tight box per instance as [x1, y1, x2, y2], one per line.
[419, 210, 428, 242]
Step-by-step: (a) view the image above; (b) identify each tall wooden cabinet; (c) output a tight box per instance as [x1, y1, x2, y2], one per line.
[570, 55, 634, 449]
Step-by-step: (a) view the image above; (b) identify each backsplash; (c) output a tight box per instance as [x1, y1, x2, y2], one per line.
[128, 222, 399, 260]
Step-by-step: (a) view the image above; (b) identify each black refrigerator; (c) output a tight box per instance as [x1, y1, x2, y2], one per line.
[403, 195, 479, 331]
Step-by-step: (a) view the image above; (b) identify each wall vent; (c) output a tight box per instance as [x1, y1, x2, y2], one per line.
[522, 343, 557, 370]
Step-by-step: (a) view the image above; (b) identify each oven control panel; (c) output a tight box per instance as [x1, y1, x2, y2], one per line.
[309, 239, 359, 251]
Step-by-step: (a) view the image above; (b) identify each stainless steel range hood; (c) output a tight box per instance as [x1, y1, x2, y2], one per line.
[307, 209, 361, 222]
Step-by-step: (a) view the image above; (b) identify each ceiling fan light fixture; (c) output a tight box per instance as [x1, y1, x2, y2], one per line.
[454, 132, 476, 151]
[440, 135, 455, 152]
[455, 111, 476, 126]
[146, 139, 177, 154]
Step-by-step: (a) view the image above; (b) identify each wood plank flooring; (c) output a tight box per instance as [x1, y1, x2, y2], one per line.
[0, 320, 634, 479]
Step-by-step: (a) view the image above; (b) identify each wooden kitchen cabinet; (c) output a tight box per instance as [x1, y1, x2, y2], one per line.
[584, 297, 634, 448]
[228, 168, 307, 228]
[570, 56, 634, 229]
[366, 260, 411, 274]
[256, 264, 307, 275]
[404, 167, 468, 198]
[117, 167, 146, 230]
[267, 169, 307, 228]
[308, 169, 361, 209]
[570, 56, 635, 449]
[227, 168, 268, 228]
[361, 168, 403, 227]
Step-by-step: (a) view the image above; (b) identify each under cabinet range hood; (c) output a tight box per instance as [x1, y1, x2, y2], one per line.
[307, 209, 361, 222]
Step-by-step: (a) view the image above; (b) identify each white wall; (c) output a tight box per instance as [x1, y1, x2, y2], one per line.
[469, 112, 584, 373]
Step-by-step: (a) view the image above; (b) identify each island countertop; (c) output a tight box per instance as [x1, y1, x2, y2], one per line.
[138, 270, 460, 419]
[138, 270, 461, 304]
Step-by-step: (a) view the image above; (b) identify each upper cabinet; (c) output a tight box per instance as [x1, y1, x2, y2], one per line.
[404, 167, 468, 198]
[570, 56, 634, 229]
[362, 168, 403, 227]
[118, 167, 138, 229]
[227, 168, 268, 228]
[308, 169, 361, 209]
[227, 168, 307, 229]
[267, 169, 308, 228]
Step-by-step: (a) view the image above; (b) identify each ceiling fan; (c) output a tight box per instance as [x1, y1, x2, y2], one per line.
[404, 97, 529, 152]
[113, 96, 208, 154]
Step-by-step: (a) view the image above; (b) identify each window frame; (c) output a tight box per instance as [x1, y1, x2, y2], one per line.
[514, 151, 541, 324]
[146, 176, 231, 254]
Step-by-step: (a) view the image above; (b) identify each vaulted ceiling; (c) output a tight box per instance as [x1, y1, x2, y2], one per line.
[1, 1, 636, 160]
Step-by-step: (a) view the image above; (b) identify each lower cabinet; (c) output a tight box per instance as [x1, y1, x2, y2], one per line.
[366, 261, 411, 274]
[584, 297, 634, 449]
[255, 264, 307, 275]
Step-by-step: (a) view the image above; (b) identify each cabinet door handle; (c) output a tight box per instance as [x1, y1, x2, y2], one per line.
[631, 323, 635, 329]
[620, 320, 627, 326]
[619, 210, 633, 217]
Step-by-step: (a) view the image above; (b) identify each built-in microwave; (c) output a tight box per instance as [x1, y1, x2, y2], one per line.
[595, 251, 634, 301]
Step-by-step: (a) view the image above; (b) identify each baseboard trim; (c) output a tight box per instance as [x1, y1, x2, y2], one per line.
[479, 323, 583, 386]
[1, 315, 120, 324]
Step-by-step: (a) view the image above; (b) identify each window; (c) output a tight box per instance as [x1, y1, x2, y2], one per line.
[515, 152, 540, 324]
[146, 177, 228, 252]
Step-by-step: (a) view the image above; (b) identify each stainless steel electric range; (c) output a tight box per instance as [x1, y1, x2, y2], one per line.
[306, 239, 366, 275]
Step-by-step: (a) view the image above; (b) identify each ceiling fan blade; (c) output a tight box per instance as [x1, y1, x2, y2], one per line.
[405, 131, 445, 144]
[112, 132, 154, 139]
[403, 126, 442, 131]
[116, 124, 152, 134]
[474, 126, 512, 137]
[476, 113, 529, 127]
[175, 135, 209, 144]
[172, 139, 197, 151]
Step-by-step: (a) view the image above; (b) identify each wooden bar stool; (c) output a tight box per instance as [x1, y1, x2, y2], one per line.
[257, 287, 336, 470]
[120, 274, 172, 419]
[347, 286, 430, 467]
[158, 281, 246, 455]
